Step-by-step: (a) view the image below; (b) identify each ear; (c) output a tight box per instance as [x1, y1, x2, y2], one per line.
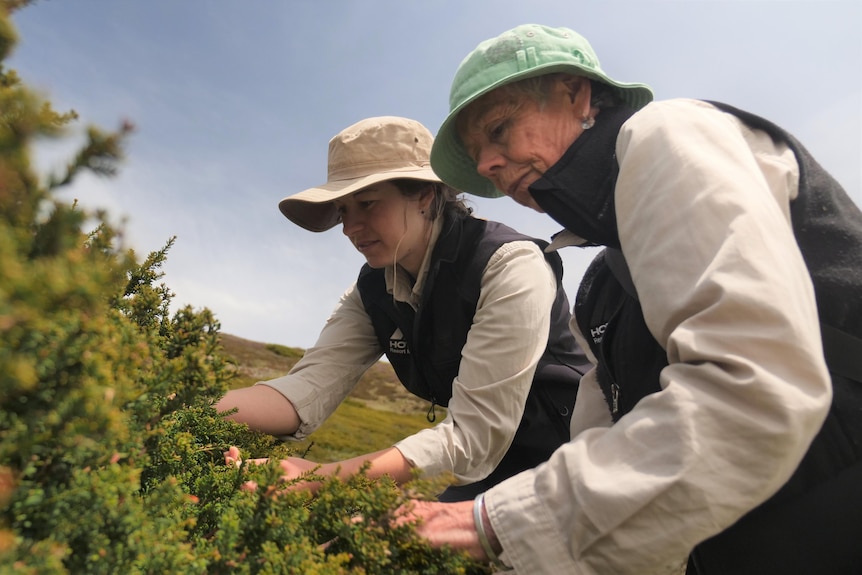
[418, 185, 436, 213]
[560, 75, 593, 118]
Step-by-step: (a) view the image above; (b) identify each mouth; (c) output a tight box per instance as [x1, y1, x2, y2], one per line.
[504, 173, 545, 211]
[506, 172, 533, 201]
[353, 239, 378, 253]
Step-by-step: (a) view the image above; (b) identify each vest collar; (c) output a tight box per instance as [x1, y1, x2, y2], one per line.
[529, 106, 637, 249]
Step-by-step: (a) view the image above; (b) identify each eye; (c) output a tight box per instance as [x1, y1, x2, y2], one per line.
[359, 200, 377, 209]
[488, 121, 506, 142]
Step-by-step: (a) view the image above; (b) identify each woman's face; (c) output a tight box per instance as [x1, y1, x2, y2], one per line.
[334, 181, 432, 275]
[458, 75, 592, 212]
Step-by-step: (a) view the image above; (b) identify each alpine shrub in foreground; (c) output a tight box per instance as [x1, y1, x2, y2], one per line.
[0, 3, 489, 573]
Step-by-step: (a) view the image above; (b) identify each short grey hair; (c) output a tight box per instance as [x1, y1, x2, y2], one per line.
[498, 72, 622, 110]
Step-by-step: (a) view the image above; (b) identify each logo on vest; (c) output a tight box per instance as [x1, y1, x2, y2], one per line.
[590, 322, 607, 344]
[389, 328, 410, 356]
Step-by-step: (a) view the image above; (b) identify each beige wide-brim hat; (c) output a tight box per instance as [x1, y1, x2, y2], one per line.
[279, 116, 442, 232]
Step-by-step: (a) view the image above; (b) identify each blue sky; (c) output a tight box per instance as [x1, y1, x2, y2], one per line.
[9, 1, 861, 348]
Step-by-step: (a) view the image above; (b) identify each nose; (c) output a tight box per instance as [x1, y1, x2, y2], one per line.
[340, 209, 362, 237]
[474, 145, 504, 180]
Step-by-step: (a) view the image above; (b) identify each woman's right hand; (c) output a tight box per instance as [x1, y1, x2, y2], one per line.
[266, 456, 323, 483]
[224, 447, 324, 493]
[251, 456, 325, 493]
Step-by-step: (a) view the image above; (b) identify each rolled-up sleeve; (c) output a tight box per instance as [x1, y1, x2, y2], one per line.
[257, 283, 383, 440]
[395, 240, 557, 484]
[485, 99, 832, 574]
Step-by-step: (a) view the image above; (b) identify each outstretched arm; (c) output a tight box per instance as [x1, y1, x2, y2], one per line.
[394, 240, 558, 484]
[275, 447, 415, 488]
[216, 282, 383, 439]
[216, 385, 301, 436]
[231, 446, 416, 494]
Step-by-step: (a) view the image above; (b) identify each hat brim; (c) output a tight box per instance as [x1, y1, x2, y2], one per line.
[279, 166, 442, 232]
[430, 62, 654, 199]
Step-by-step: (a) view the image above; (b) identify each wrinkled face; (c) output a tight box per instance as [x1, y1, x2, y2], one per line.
[334, 181, 432, 275]
[457, 76, 591, 212]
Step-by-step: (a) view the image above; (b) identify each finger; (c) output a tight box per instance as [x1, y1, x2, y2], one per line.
[224, 445, 242, 467]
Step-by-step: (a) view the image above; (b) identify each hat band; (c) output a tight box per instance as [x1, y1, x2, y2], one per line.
[328, 160, 432, 181]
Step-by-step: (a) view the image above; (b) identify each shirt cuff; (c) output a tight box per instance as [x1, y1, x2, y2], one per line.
[253, 380, 316, 440]
[393, 427, 449, 479]
[485, 468, 580, 573]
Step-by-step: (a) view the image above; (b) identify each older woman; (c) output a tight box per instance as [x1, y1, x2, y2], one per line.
[408, 24, 862, 574]
[217, 116, 590, 502]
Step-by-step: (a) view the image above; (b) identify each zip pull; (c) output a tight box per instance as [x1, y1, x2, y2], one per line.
[610, 383, 620, 415]
[426, 399, 437, 423]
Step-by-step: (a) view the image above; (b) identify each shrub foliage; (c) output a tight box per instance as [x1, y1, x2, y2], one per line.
[0, 3, 489, 573]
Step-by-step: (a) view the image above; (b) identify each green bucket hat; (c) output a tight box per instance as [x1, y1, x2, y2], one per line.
[430, 24, 654, 198]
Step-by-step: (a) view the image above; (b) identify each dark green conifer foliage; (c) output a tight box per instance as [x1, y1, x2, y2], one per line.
[0, 3, 489, 573]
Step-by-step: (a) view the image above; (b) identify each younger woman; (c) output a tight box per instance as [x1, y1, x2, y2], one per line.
[217, 116, 589, 501]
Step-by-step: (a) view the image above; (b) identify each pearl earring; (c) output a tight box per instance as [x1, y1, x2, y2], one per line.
[581, 116, 595, 130]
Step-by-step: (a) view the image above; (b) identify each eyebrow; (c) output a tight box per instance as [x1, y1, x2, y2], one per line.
[456, 109, 488, 160]
[468, 107, 496, 131]
[463, 88, 514, 130]
[458, 101, 509, 163]
[457, 106, 487, 143]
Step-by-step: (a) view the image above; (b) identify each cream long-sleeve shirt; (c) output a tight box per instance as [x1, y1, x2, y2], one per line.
[485, 99, 832, 574]
[258, 225, 558, 485]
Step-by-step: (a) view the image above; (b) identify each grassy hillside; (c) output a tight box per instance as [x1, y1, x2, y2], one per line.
[218, 333, 442, 462]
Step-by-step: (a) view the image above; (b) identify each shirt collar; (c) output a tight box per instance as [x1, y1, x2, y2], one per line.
[546, 228, 589, 252]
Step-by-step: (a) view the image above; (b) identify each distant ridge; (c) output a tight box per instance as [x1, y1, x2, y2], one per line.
[218, 333, 432, 414]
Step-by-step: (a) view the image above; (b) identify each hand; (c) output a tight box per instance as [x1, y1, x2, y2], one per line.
[267, 456, 322, 482]
[223, 445, 261, 492]
[223, 446, 325, 493]
[397, 499, 485, 560]
[224, 445, 242, 467]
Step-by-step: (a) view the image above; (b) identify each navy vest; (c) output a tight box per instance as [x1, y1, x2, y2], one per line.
[537, 102, 862, 574]
[356, 214, 590, 497]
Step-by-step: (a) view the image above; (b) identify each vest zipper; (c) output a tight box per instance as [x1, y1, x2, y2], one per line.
[610, 383, 620, 415]
[426, 398, 437, 423]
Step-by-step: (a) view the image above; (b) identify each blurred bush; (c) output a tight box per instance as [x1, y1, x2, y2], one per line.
[0, 2, 487, 573]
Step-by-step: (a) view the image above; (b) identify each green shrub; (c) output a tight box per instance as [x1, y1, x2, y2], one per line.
[0, 3, 489, 573]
